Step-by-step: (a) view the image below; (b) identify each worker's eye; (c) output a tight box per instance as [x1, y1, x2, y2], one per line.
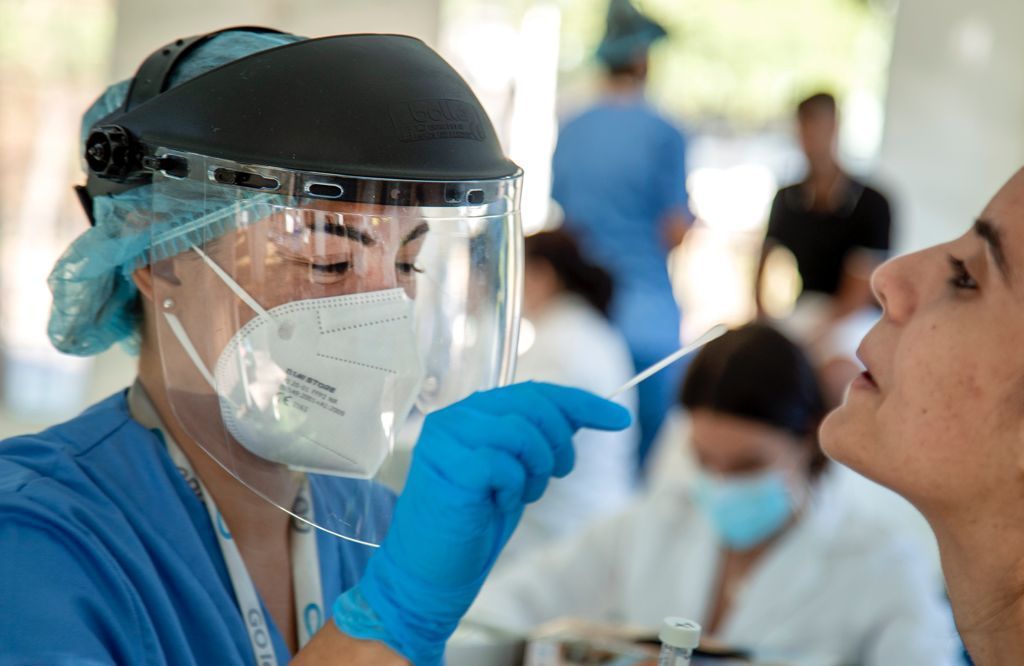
[396, 262, 423, 275]
[312, 261, 351, 275]
[946, 255, 978, 292]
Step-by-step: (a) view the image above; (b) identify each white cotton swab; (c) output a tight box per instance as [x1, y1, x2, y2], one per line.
[606, 324, 729, 400]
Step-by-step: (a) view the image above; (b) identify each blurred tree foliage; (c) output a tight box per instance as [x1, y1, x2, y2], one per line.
[0, 0, 113, 83]
[557, 0, 894, 127]
[0, 0, 114, 235]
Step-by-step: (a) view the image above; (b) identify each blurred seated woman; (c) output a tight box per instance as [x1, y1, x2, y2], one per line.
[495, 230, 638, 568]
[468, 324, 959, 665]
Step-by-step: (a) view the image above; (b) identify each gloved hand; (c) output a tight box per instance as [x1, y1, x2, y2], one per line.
[333, 381, 631, 665]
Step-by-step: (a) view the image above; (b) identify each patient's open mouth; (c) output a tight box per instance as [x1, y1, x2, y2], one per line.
[854, 370, 878, 391]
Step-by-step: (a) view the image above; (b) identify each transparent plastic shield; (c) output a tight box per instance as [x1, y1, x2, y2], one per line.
[147, 164, 521, 545]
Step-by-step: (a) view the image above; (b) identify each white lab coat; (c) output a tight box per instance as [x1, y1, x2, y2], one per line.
[497, 294, 639, 569]
[470, 480, 960, 665]
[646, 409, 943, 587]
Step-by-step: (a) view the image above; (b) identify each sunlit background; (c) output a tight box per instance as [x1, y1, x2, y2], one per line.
[1, 0, 1022, 437]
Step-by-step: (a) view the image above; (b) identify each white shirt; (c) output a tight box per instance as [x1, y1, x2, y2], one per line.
[646, 408, 943, 586]
[498, 294, 638, 568]
[470, 481, 960, 665]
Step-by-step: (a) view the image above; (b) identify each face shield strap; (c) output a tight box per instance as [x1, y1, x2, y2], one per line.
[80, 28, 289, 209]
[74, 185, 96, 227]
[122, 27, 287, 114]
[77, 173, 153, 227]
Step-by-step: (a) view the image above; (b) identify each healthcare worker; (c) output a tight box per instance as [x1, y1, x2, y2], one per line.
[468, 324, 960, 665]
[0, 29, 630, 665]
[551, 0, 692, 473]
[819, 166, 1024, 664]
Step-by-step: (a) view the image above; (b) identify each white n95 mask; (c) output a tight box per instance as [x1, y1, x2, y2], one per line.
[163, 246, 424, 479]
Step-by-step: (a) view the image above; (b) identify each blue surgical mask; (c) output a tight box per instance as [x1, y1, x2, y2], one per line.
[693, 470, 794, 550]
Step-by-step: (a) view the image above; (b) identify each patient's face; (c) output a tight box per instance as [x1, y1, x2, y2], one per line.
[821, 168, 1024, 518]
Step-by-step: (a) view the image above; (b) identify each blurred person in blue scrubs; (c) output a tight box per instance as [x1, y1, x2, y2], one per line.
[0, 28, 631, 666]
[497, 230, 638, 568]
[552, 0, 693, 474]
[469, 324, 960, 665]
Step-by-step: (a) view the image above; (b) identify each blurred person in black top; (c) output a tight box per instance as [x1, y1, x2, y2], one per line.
[755, 92, 893, 407]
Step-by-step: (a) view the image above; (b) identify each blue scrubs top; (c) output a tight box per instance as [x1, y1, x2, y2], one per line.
[0, 390, 391, 665]
[552, 95, 689, 359]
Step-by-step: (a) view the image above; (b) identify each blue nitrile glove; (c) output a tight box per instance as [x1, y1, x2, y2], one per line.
[334, 381, 631, 665]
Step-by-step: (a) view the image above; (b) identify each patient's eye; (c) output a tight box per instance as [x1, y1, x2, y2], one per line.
[947, 255, 978, 292]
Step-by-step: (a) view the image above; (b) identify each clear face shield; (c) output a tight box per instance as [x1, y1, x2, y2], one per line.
[147, 153, 522, 545]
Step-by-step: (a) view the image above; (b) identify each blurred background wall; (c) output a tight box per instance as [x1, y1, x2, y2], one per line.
[878, 0, 1024, 253]
[0, 0, 1020, 435]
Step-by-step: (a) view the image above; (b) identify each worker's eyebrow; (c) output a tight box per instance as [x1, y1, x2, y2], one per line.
[402, 222, 429, 246]
[310, 220, 377, 247]
[975, 218, 1011, 283]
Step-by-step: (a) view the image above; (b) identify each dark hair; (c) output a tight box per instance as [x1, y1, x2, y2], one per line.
[796, 91, 837, 119]
[525, 230, 614, 317]
[681, 323, 829, 477]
